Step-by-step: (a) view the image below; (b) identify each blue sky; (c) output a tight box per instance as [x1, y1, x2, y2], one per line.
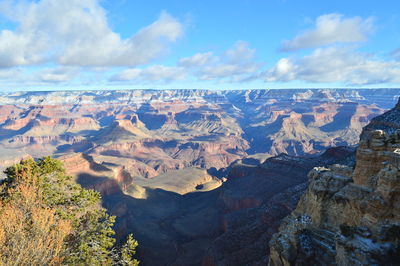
[0, 0, 399, 90]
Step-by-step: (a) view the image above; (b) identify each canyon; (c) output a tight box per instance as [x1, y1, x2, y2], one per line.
[0, 89, 398, 180]
[1, 89, 400, 265]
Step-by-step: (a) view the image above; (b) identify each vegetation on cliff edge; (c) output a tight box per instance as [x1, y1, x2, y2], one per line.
[0, 156, 139, 265]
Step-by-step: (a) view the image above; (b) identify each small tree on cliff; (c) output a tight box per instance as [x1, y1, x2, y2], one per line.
[0, 156, 139, 265]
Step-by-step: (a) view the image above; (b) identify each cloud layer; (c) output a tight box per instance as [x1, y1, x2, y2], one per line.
[281, 14, 373, 51]
[0, 5, 398, 88]
[111, 41, 261, 84]
[111, 65, 186, 83]
[266, 47, 400, 85]
[0, 0, 183, 68]
[180, 41, 261, 82]
[262, 13, 400, 85]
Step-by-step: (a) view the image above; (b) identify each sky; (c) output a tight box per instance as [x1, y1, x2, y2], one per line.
[0, 0, 399, 91]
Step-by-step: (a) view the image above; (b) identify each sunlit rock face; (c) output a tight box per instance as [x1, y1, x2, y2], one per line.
[269, 99, 400, 266]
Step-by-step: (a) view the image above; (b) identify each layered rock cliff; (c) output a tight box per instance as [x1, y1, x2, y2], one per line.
[0, 89, 397, 174]
[269, 99, 400, 265]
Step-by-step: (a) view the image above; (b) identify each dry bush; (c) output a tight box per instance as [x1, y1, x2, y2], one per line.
[0, 183, 71, 265]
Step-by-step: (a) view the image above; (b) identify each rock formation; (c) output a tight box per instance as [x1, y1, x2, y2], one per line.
[0, 89, 397, 179]
[269, 99, 400, 266]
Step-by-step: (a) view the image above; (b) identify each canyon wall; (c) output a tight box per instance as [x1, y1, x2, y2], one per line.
[269, 99, 400, 265]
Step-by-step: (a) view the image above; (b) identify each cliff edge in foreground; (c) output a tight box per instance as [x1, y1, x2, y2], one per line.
[269, 99, 400, 265]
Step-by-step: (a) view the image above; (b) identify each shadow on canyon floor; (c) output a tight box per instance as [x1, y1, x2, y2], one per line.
[75, 146, 355, 266]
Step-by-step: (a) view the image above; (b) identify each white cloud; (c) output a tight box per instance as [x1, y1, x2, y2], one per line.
[0, 66, 79, 86]
[0, 0, 183, 68]
[199, 63, 259, 81]
[113, 68, 142, 81]
[281, 14, 373, 51]
[179, 41, 261, 82]
[266, 46, 400, 85]
[224, 40, 256, 63]
[178, 52, 214, 67]
[199, 41, 260, 81]
[266, 58, 296, 82]
[39, 67, 77, 83]
[111, 65, 186, 83]
[112, 41, 262, 84]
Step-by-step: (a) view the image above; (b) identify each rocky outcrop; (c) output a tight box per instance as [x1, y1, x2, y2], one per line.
[133, 167, 223, 195]
[361, 99, 400, 137]
[269, 100, 400, 266]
